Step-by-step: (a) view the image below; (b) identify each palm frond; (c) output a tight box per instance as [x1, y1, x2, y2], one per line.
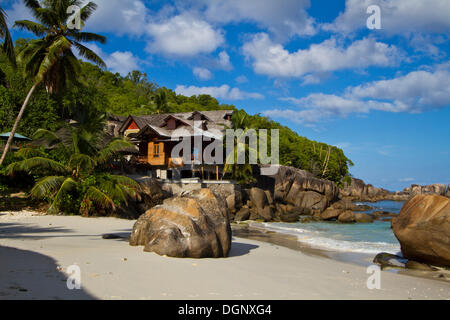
[78, 2, 98, 22]
[48, 177, 78, 214]
[69, 153, 96, 172]
[84, 186, 115, 210]
[0, 7, 16, 66]
[69, 31, 106, 44]
[14, 148, 47, 159]
[6, 157, 69, 175]
[31, 175, 66, 198]
[72, 41, 106, 68]
[13, 20, 48, 37]
[96, 138, 134, 164]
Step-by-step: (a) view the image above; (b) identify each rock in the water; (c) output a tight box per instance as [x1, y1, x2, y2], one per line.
[392, 194, 450, 267]
[280, 212, 300, 223]
[129, 188, 232, 258]
[373, 252, 407, 269]
[338, 211, 355, 223]
[320, 208, 342, 221]
[372, 211, 397, 220]
[354, 213, 374, 223]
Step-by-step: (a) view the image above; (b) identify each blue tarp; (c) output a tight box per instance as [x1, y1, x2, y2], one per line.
[0, 132, 32, 141]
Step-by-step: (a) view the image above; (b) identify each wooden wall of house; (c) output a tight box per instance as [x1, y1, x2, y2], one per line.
[147, 141, 166, 166]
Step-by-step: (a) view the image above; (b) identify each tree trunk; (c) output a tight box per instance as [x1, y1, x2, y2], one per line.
[0, 83, 38, 166]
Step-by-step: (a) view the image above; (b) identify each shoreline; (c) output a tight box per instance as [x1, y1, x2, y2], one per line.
[1, 210, 449, 300]
[232, 222, 450, 284]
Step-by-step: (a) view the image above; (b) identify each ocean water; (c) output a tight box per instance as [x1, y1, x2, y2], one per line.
[257, 200, 405, 255]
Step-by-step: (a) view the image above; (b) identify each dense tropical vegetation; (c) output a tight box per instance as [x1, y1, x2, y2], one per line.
[0, 0, 353, 215]
[5, 106, 139, 216]
[0, 0, 106, 165]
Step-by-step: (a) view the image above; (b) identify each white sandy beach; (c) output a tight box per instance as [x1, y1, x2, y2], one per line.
[0, 211, 449, 300]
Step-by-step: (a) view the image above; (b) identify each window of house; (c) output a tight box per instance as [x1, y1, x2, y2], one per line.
[153, 144, 160, 158]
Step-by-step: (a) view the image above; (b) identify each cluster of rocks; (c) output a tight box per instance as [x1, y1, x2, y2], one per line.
[340, 177, 450, 202]
[127, 166, 450, 263]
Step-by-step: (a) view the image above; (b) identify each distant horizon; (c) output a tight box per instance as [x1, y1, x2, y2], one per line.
[3, 0, 449, 191]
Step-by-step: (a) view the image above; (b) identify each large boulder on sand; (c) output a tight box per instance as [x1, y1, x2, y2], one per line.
[392, 195, 450, 267]
[129, 189, 232, 258]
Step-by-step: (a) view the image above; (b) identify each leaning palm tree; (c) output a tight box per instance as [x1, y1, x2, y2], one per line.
[0, 0, 107, 166]
[6, 112, 139, 216]
[0, 6, 16, 66]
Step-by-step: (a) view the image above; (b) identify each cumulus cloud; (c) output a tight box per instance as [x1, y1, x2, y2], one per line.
[193, 67, 212, 81]
[323, 0, 450, 35]
[82, 0, 148, 36]
[4, 0, 33, 27]
[235, 75, 248, 84]
[146, 14, 224, 56]
[201, 0, 316, 40]
[83, 44, 140, 76]
[104, 51, 140, 76]
[175, 84, 264, 100]
[264, 65, 450, 124]
[218, 51, 232, 70]
[242, 33, 400, 78]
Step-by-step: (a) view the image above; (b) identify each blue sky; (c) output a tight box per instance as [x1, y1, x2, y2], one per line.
[2, 0, 449, 191]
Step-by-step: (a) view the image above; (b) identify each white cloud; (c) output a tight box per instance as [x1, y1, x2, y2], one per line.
[235, 75, 248, 84]
[146, 14, 224, 56]
[201, 0, 316, 40]
[82, 0, 148, 36]
[323, 0, 450, 35]
[83, 44, 140, 76]
[175, 84, 264, 100]
[105, 51, 140, 76]
[4, 0, 33, 27]
[242, 33, 400, 79]
[349, 67, 450, 112]
[264, 65, 450, 124]
[193, 67, 212, 81]
[218, 51, 232, 70]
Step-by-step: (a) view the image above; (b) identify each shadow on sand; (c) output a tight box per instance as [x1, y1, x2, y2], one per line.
[228, 240, 259, 257]
[0, 245, 96, 300]
[0, 222, 76, 240]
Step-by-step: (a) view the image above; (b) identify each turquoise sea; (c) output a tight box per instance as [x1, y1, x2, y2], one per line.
[258, 201, 405, 255]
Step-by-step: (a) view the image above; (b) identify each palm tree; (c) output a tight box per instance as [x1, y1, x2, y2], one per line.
[223, 110, 257, 184]
[152, 90, 169, 114]
[6, 109, 139, 216]
[0, 0, 107, 166]
[0, 6, 16, 66]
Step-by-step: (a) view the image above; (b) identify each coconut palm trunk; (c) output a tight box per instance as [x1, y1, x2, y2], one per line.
[0, 83, 37, 165]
